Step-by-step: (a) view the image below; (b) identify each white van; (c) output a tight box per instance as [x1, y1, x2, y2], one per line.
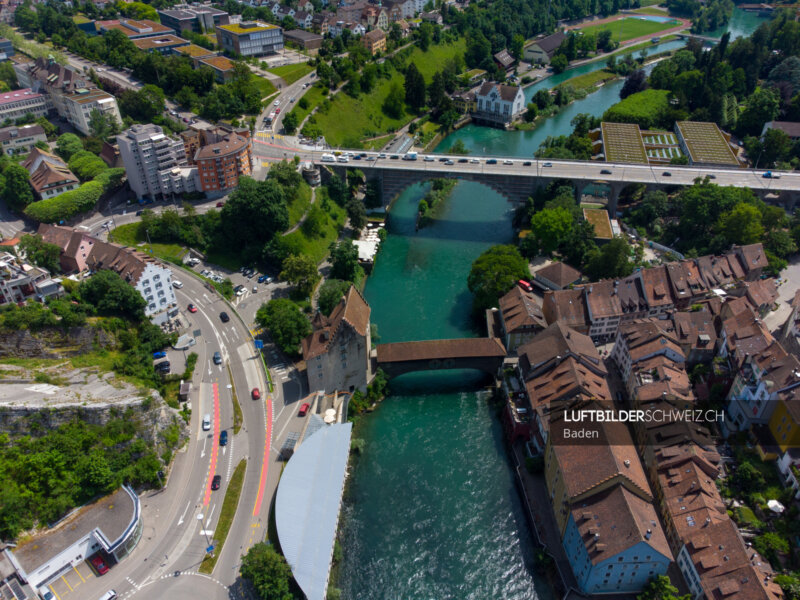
[320, 153, 335, 163]
[403, 151, 417, 161]
[98, 592, 117, 600]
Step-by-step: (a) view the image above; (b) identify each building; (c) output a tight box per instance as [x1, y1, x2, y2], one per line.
[0, 123, 46, 155]
[735, 243, 769, 280]
[283, 29, 323, 51]
[0, 251, 63, 305]
[0, 88, 51, 121]
[157, 3, 230, 34]
[173, 43, 218, 62]
[194, 131, 252, 194]
[216, 22, 284, 57]
[361, 29, 386, 55]
[493, 49, 515, 73]
[132, 34, 191, 54]
[302, 286, 371, 394]
[542, 287, 589, 334]
[729, 278, 778, 317]
[451, 89, 476, 113]
[675, 121, 740, 168]
[117, 123, 198, 200]
[61, 88, 121, 137]
[0, 37, 14, 61]
[671, 311, 716, 364]
[199, 55, 236, 82]
[496, 285, 546, 353]
[474, 81, 525, 125]
[419, 11, 442, 24]
[523, 31, 566, 64]
[22, 147, 80, 200]
[293, 10, 314, 29]
[96, 18, 175, 39]
[762, 120, 800, 141]
[533, 262, 582, 291]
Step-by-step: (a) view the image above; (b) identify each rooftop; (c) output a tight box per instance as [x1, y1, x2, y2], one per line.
[0, 88, 44, 106]
[217, 21, 278, 34]
[174, 43, 217, 58]
[583, 208, 613, 239]
[675, 121, 739, 166]
[200, 55, 235, 71]
[132, 34, 190, 50]
[534, 261, 582, 288]
[194, 133, 249, 160]
[601, 122, 648, 164]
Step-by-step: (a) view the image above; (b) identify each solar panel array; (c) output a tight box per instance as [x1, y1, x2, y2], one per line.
[601, 122, 648, 164]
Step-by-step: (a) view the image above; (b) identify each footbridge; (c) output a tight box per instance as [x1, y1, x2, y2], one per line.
[375, 337, 507, 378]
[327, 154, 800, 213]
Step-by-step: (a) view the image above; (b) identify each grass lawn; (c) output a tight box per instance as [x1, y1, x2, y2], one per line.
[226, 364, 243, 434]
[267, 62, 314, 85]
[72, 14, 91, 24]
[282, 188, 346, 264]
[253, 76, 278, 99]
[632, 6, 670, 15]
[556, 68, 618, 94]
[287, 181, 312, 227]
[109, 223, 187, 263]
[293, 83, 328, 123]
[315, 39, 466, 147]
[578, 16, 681, 43]
[199, 459, 246, 574]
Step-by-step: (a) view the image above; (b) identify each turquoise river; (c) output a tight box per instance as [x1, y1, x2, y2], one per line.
[338, 9, 768, 598]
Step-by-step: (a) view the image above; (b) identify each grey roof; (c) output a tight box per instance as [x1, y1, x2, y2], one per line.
[276, 423, 352, 600]
[529, 31, 566, 56]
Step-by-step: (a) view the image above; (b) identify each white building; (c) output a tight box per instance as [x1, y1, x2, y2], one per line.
[117, 123, 198, 200]
[0, 88, 52, 122]
[474, 81, 525, 124]
[61, 88, 121, 137]
[0, 123, 47, 155]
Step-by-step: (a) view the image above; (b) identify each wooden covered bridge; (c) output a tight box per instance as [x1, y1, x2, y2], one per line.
[375, 337, 507, 378]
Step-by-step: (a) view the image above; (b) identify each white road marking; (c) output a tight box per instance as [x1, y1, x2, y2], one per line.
[177, 501, 191, 526]
[201, 435, 207, 458]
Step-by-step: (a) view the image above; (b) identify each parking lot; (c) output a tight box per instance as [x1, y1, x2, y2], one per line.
[46, 560, 95, 600]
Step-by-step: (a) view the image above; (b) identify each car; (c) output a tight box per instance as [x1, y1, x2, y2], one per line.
[299, 402, 310, 416]
[378, 153, 387, 158]
[503, 160, 513, 165]
[360, 153, 368, 158]
[246, 270, 255, 279]
[302, 83, 309, 88]
[155, 361, 170, 372]
[543, 162, 552, 167]
[252, 387, 261, 400]
[236, 288, 245, 296]
[438, 157, 448, 162]
[275, 107, 281, 114]
[264, 276, 274, 284]
[763, 170, 780, 179]
[257, 275, 267, 283]
[42, 592, 55, 600]
[662, 171, 672, 177]
[252, 285, 258, 293]
[523, 161, 532, 166]
[219, 430, 228, 446]
[135, 210, 143, 216]
[600, 169, 612, 175]
[234, 284, 243, 292]
[424, 156, 435, 162]
[445, 159, 454, 165]
[90, 554, 109, 575]
[153, 351, 167, 359]
[707, 174, 716, 179]
[390, 155, 399, 160]
[353, 155, 361, 160]
[219, 312, 230, 323]
[274, 100, 280, 106]
[216, 201, 225, 207]
[458, 158, 468, 163]
[211, 475, 221, 490]
[172, 280, 183, 289]
[183, 117, 190, 123]
[290, 97, 295, 102]
[213, 351, 222, 365]
[517, 279, 533, 293]
[187, 303, 198, 313]
[486, 159, 497, 165]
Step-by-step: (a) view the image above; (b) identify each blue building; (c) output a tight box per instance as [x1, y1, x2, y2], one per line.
[563, 486, 673, 595]
[0, 38, 14, 61]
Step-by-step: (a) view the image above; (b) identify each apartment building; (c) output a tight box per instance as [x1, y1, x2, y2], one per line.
[0, 88, 52, 121]
[117, 124, 198, 200]
[0, 252, 63, 305]
[215, 22, 284, 57]
[361, 29, 386, 55]
[22, 147, 80, 199]
[60, 88, 122, 136]
[194, 131, 252, 194]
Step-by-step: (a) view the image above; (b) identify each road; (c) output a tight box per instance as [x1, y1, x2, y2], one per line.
[258, 71, 317, 133]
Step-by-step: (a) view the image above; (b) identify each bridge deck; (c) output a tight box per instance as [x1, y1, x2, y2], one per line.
[376, 338, 506, 363]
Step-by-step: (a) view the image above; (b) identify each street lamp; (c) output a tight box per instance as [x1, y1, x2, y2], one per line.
[197, 513, 211, 551]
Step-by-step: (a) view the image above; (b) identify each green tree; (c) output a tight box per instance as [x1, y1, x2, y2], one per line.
[465, 29, 492, 69]
[240, 542, 293, 600]
[55, 133, 83, 161]
[79, 270, 146, 319]
[637, 575, 690, 600]
[282, 110, 299, 134]
[510, 34, 525, 61]
[467, 245, 529, 312]
[533, 89, 553, 110]
[255, 299, 311, 357]
[524, 102, 538, 122]
[2, 163, 34, 212]
[449, 140, 470, 155]
[737, 87, 780, 137]
[119, 84, 165, 123]
[329, 240, 361, 281]
[717, 203, 764, 245]
[529, 207, 573, 255]
[279, 254, 319, 298]
[551, 54, 568, 74]
[585, 237, 634, 280]
[88, 108, 119, 140]
[18, 234, 61, 273]
[221, 177, 289, 246]
[765, 229, 797, 258]
[345, 197, 367, 231]
[318, 279, 352, 316]
[404, 62, 426, 111]
[382, 81, 405, 119]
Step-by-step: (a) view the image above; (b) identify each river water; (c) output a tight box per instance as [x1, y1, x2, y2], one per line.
[337, 9, 768, 598]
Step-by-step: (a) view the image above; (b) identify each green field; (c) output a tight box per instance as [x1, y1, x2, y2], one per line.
[555, 68, 618, 94]
[109, 223, 187, 263]
[314, 39, 466, 147]
[267, 62, 314, 85]
[282, 188, 346, 264]
[288, 181, 312, 226]
[253, 76, 278, 99]
[292, 83, 328, 123]
[578, 16, 682, 43]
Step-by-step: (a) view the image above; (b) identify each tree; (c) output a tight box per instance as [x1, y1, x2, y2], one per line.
[318, 279, 352, 316]
[533, 89, 553, 110]
[418, 22, 433, 52]
[524, 103, 538, 122]
[404, 62, 426, 111]
[585, 237, 634, 280]
[717, 203, 764, 245]
[79, 270, 146, 320]
[382, 81, 404, 118]
[510, 34, 525, 61]
[550, 54, 568, 74]
[737, 87, 780, 137]
[529, 207, 573, 255]
[345, 197, 367, 231]
[329, 240, 361, 281]
[2, 163, 34, 212]
[55, 133, 83, 161]
[119, 84, 165, 123]
[19, 234, 61, 274]
[449, 139, 470, 155]
[428, 72, 446, 110]
[221, 177, 289, 246]
[280, 254, 319, 298]
[240, 542, 293, 600]
[637, 575, 690, 600]
[620, 69, 647, 100]
[88, 109, 118, 140]
[255, 299, 311, 357]
[282, 110, 299, 134]
[465, 29, 492, 69]
[467, 245, 529, 312]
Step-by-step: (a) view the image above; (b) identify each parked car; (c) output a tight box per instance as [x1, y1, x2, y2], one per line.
[187, 303, 198, 313]
[213, 351, 222, 365]
[219, 430, 228, 446]
[155, 361, 170, 372]
[216, 201, 225, 207]
[89, 554, 109, 575]
[202, 414, 211, 430]
[518, 279, 533, 293]
[211, 475, 221, 490]
[252, 286, 258, 293]
[219, 312, 230, 323]
[153, 351, 167, 359]
[252, 388, 261, 400]
[299, 402, 310, 416]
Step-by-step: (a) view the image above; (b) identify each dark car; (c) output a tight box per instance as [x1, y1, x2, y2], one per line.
[600, 169, 612, 175]
[257, 274, 267, 283]
[353, 155, 361, 160]
[155, 361, 170, 372]
[390, 155, 399, 159]
[211, 475, 221, 490]
[662, 171, 672, 177]
[219, 312, 230, 323]
[458, 158, 468, 163]
[153, 351, 167, 359]
[216, 201, 225, 207]
[213, 351, 222, 365]
[219, 430, 228, 446]
[522, 161, 532, 166]
[438, 157, 448, 162]
[89, 554, 109, 575]
[486, 159, 497, 165]
[135, 210, 144, 216]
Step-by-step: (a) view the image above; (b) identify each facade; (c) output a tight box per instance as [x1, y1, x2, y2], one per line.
[0, 252, 63, 305]
[199, 55, 236, 82]
[194, 132, 252, 194]
[0, 123, 46, 155]
[157, 4, 230, 34]
[361, 29, 386, 54]
[216, 22, 284, 57]
[0, 88, 51, 121]
[474, 81, 525, 125]
[61, 88, 121, 137]
[523, 31, 566, 64]
[302, 286, 371, 394]
[0, 37, 14, 61]
[117, 124, 198, 200]
[497, 286, 546, 353]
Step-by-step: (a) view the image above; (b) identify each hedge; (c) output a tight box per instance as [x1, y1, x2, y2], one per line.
[602, 88, 671, 130]
[68, 150, 108, 182]
[25, 167, 125, 223]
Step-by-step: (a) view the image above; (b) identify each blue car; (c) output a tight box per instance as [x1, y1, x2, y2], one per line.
[257, 274, 267, 283]
[153, 351, 167, 359]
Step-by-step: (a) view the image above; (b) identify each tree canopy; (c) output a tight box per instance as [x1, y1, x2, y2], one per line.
[255, 298, 311, 357]
[78, 270, 147, 320]
[240, 543, 293, 600]
[467, 245, 529, 312]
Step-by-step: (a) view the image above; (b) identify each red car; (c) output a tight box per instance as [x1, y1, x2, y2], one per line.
[275, 107, 281, 114]
[187, 303, 198, 313]
[251, 388, 261, 400]
[89, 554, 109, 575]
[216, 201, 225, 208]
[299, 402, 310, 416]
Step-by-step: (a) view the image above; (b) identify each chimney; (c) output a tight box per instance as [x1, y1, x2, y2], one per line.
[624, 459, 631, 467]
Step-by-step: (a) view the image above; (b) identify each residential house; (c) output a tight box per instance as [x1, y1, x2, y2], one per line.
[396, 19, 411, 37]
[542, 287, 589, 335]
[729, 278, 778, 317]
[671, 311, 716, 364]
[311, 12, 330, 34]
[778, 289, 800, 357]
[451, 89, 476, 113]
[640, 265, 675, 316]
[0, 124, 46, 156]
[533, 262, 582, 291]
[473, 81, 525, 125]
[382, 1, 403, 23]
[496, 285, 546, 353]
[395, 0, 415, 19]
[194, 131, 252, 194]
[610, 319, 685, 392]
[762, 120, 800, 141]
[22, 147, 79, 200]
[523, 31, 566, 64]
[665, 260, 708, 310]
[302, 286, 371, 393]
[584, 280, 623, 342]
[361, 29, 386, 54]
[293, 10, 313, 29]
[0, 251, 63, 305]
[361, 5, 388, 30]
[419, 11, 442, 24]
[493, 49, 515, 74]
[735, 243, 769, 280]
[297, 0, 315, 12]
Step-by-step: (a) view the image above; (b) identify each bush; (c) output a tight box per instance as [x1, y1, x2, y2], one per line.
[68, 150, 108, 182]
[24, 167, 124, 223]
